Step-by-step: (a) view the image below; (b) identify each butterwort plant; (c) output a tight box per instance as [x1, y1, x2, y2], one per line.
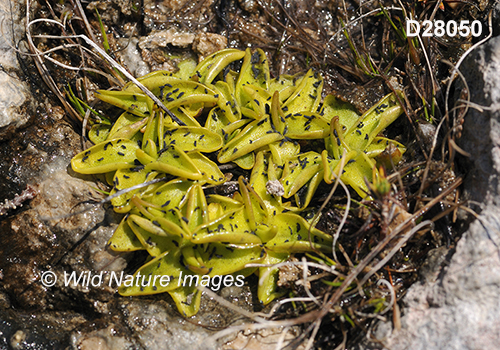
[70, 48, 405, 316]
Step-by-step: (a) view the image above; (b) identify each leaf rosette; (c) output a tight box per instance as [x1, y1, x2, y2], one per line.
[71, 48, 405, 316]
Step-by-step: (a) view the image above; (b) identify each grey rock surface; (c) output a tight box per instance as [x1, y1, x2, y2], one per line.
[0, 0, 33, 139]
[359, 34, 500, 350]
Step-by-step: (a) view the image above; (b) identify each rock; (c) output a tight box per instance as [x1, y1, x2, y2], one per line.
[0, 0, 34, 139]
[70, 325, 137, 350]
[117, 37, 151, 77]
[142, 0, 215, 29]
[137, 28, 196, 71]
[120, 300, 212, 349]
[192, 33, 228, 61]
[88, 0, 135, 19]
[222, 327, 305, 350]
[139, 28, 196, 50]
[358, 31, 500, 350]
[69, 285, 257, 350]
[0, 147, 120, 308]
[0, 306, 89, 349]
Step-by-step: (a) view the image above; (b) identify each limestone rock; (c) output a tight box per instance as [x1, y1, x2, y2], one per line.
[358, 32, 500, 350]
[0, 0, 33, 139]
